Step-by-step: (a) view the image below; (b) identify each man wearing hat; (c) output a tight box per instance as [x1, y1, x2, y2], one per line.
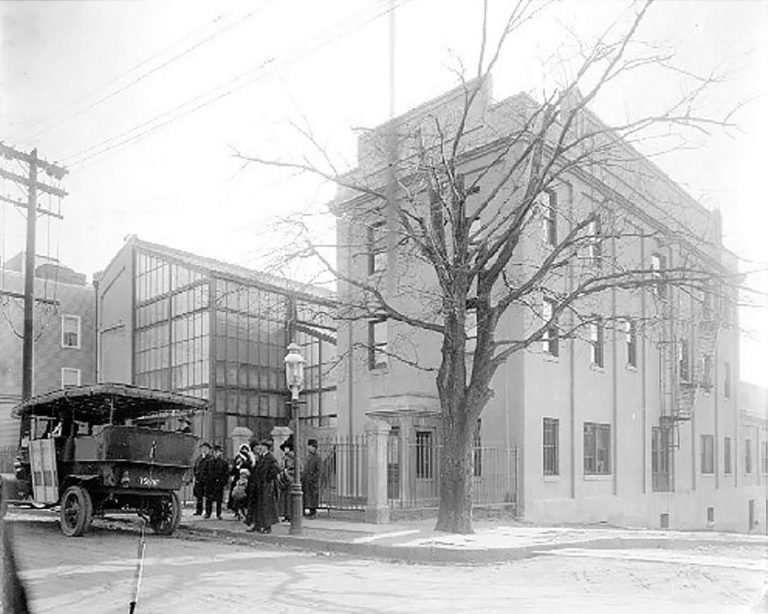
[205, 445, 230, 519]
[192, 442, 212, 516]
[302, 439, 321, 518]
[246, 439, 279, 533]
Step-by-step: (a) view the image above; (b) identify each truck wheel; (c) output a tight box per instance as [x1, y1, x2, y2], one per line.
[59, 485, 93, 537]
[149, 492, 181, 536]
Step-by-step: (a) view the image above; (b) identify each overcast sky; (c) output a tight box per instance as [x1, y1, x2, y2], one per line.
[1, 0, 766, 385]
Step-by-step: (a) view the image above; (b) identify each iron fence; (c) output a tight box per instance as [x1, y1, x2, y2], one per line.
[388, 436, 518, 511]
[316, 435, 367, 511]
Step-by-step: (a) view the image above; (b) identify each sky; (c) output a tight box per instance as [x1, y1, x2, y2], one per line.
[0, 0, 766, 386]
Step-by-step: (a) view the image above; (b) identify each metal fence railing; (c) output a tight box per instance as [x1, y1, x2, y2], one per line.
[317, 436, 367, 511]
[388, 437, 518, 511]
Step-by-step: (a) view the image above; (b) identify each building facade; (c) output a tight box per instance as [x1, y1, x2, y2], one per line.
[332, 79, 760, 531]
[95, 236, 337, 451]
[0, 255, 96, 450]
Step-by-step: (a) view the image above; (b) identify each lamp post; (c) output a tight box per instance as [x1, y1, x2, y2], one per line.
[284, 342, 305, 536]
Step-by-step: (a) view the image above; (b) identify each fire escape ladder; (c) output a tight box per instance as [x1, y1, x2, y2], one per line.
[657, 295, 679, 445]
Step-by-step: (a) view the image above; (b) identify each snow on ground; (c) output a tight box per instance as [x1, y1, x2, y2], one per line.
[401, 524, 768, 549]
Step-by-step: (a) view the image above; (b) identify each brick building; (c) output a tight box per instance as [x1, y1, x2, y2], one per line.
[0, 254, 96, 449]
[331, 79, 763, 531]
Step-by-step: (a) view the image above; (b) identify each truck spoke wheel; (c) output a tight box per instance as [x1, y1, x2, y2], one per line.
[149, 492, 181, 536]
[59, 485, 93, 537]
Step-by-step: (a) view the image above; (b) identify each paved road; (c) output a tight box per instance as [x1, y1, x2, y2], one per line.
[7, 513, 767, 614]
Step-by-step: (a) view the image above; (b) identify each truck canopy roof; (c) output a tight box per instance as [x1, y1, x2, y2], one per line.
[12, 383, 208, 424]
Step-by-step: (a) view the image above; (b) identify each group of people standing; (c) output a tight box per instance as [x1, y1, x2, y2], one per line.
[192, 436, 321, 534]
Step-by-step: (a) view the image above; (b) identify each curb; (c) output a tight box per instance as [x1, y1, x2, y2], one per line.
[178, 522, 763, 565]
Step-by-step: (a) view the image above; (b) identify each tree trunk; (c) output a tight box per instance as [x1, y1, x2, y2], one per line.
[434, 424, 474, 534]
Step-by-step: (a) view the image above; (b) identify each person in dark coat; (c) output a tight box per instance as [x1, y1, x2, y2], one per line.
[205, 444, 230, 519]
[302, 438, 321, 518]
[277, 437, 295, 522]
[246, 439, 280, 533]
[192, 442, 212, 516]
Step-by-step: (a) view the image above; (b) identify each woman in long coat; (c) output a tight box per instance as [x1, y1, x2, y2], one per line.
[228, 444, 253, 514]
[247, 439, 280, 533]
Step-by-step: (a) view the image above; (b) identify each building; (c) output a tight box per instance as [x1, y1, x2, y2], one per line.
[95, 236, 337, 451]
[738, 381, 768, 531]
[331, 78, 759, 531]
[0, 254, 95, 450]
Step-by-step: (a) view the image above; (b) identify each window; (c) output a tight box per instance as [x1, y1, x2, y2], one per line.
[367, 221, 387, 275]
[652, 426, 673, 491]
[543, 418, 559, 476]
[368, 318, 388, 369]
[701, 355, 713, 389]
[61, 368, 81, 388]
[723, 362, 731, 399]
[542, 298, 559, 356]
[624, 319, 637, 367]
[745, 439, 753, 474]
[762, 441, 768, 474]
[700, 434, 714, 474]
[415, 431, 434, 479]
[473, 419, 482, 477]
[542, 189, 557, 246]
[587, 217, 602, 266]
[724, 437, 732, 474]
[720, 293, 734, 327]
[678, 338, 691, 383]
[583, 422, 611, 475]
[702, 284, 713, 320]
[61, 315, 81, 349]
[651, 252, 667, 298]
[589, 317, 604, 367]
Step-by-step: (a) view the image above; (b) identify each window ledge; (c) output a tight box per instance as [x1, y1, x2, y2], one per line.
[543, 475, 560, 482]
[589, 364, 606, 373]
[583, 473, 612, 481]
[699, 472, 715, 478]
[625, 364, 638, 372]
[542, 353, 560, 363]
[369, 367, 389, 376]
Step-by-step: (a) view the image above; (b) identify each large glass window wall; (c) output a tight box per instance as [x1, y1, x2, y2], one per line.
[134, 253, 210, 398]
[296, 299, 337, 427]
[133, 251, 338, 444]
[213, 280, 289, 429]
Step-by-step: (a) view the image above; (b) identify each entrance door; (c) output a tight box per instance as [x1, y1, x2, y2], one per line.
[414, 430, 437, 503]
[748, 499, 755, 531]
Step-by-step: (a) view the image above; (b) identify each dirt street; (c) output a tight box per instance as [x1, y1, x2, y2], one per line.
[7, 514, 767, 613]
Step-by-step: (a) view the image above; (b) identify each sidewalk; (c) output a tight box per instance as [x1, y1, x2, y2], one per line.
[179, 508, 768, 564]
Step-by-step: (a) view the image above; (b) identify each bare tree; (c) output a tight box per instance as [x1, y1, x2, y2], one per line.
[237, 0, 749, 533]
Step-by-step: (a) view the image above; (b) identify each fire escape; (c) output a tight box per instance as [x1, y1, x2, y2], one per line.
[658, 282, 720, 446]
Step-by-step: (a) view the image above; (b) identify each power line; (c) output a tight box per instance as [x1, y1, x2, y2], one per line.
[65, 0, 413, 171]
[9, 5, 265, 145]
[0, 144, 67, 443]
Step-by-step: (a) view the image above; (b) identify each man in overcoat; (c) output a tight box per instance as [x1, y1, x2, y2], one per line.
[246, 439, 280, 533]
[192, 442, 212, 516]
[302, 438, 321, 518]
[205, 444, 230, 519]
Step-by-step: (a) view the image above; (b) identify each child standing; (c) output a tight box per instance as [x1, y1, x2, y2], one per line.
[230, 468, 250, 520]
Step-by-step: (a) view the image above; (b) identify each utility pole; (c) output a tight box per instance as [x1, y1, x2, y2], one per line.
[0, 143, 67, 439]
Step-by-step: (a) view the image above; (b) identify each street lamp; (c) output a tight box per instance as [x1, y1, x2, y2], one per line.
[284, 342, 305, 536]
